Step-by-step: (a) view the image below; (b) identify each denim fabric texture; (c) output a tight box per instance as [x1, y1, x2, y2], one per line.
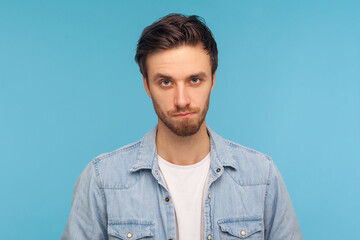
[61, 126, 303, 240]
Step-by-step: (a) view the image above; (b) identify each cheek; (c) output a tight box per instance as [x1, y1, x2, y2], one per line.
[152, 92, 173, 110]
[192, 89, 211, 105]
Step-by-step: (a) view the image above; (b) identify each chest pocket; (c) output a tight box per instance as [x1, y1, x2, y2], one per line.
[107, 220, 154, 240]
[217, 217, 263, 239]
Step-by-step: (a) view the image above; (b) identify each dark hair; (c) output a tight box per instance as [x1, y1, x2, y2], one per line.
[135, 13, 218, 80]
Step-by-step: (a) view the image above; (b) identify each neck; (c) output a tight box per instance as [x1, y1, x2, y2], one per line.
[156, 120, 210, 165]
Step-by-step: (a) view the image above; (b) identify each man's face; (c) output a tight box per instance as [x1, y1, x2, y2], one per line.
[143, 43, 215, 137]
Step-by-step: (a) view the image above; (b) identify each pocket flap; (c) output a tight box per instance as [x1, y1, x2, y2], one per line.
[218, 217, 262, 238]
[108, 220, 154, 240]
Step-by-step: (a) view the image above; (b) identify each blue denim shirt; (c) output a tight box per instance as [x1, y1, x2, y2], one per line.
[61, 126, 302, 240]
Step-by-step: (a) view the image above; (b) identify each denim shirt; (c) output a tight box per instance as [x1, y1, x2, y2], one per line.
[61, 126, 303, 240]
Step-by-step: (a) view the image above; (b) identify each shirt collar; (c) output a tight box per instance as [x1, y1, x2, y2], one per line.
[130, 125, 237, 172]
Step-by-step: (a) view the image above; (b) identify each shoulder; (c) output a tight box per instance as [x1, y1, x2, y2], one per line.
[214, 132, 273, 186]
[89, 140, 143, 189]
[224, 138, 272, 167]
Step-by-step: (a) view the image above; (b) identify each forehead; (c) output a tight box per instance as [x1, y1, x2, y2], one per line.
[146, 44, 212, 79]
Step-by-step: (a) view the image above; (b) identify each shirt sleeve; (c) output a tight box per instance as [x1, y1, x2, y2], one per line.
[61, 162, 108, 240]
[264, 160, 303, 240]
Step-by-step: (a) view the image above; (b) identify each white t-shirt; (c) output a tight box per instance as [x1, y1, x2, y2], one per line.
[157, 153, 210, 240]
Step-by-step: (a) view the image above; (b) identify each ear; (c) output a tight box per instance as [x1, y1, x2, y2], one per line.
[210, 72, 216, 93]
[143, 75, 152, 98]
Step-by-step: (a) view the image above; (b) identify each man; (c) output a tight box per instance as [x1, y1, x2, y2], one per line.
[61, 14, 302, 240]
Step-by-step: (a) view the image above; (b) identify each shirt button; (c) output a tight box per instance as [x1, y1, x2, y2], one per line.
[216, 168, 221, 173]
[207, 234, 211, 240]
[127, 232, 132, 238]
[240, 230, 246, 236]
[208, 193, 211, 199]
[165, 197, 170, 202]
[169, 239, 173, 240]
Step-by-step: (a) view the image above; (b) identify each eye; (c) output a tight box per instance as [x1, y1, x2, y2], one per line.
[160, 80, 171, 86]
[190, 78, 200, 84]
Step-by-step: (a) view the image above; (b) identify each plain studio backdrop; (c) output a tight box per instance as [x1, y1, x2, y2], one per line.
[0, 1, 359, 239]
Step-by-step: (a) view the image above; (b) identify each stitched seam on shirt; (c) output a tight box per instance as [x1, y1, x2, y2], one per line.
[264, 159, 272, 200]
[90, 161, 108, 237]
[95, 141, 142, 161]
[264, 159, 273, 234]
[92, 160, 106, 200]
[224, 140, 272, 160]
[92, 153, 141, 190]
[218, 216, 263, 223]
[98, 179, 140, 189]
[99, 186, 136, 190]
[97, 170, 142, 190]
[224, 169, 268, 186]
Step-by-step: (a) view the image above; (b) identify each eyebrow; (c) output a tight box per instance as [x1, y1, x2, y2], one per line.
[152, 73, 173, 81]
[152, 71, 208, 81]
[189, 72, 207, 79]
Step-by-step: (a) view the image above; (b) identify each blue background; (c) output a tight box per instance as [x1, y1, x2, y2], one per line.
[1, 0, 359, 239]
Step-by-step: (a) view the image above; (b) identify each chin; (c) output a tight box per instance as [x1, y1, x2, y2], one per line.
[166, 120, 203, 137]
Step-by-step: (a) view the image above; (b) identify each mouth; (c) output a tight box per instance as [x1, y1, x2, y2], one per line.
[173, 112, 195, 119]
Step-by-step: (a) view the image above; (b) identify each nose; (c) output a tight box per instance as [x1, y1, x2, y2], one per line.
[174, 83, 190, 109]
